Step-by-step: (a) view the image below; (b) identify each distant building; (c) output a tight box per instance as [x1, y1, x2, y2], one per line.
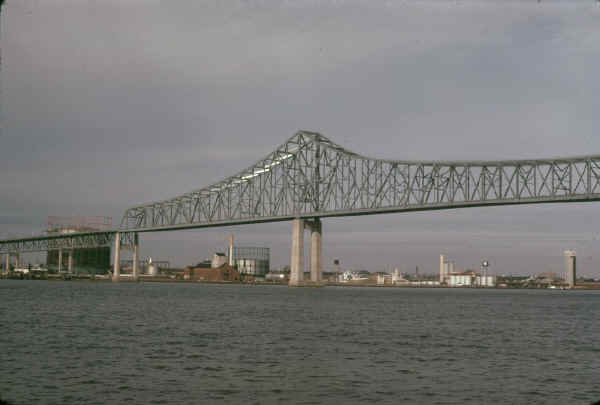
[376, 273, 392, 285]
[475, 275, 496, 287]
[440, 255, 447, 283]
[184, 263, 240, 282]
[448, 272, 496, 287]
[448, 272, 475, 287]
[45, 216, 112, 274]
[564, 250, 576, 288]
[339, 270, 370, 283]
[211, 253, 228, 268]
[232, 247, 270, 275]
[440, 255, 455, 284]
[392, 268, 408, 284]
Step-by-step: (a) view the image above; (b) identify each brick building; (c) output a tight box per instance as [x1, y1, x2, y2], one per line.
[184, 263, 240, 282]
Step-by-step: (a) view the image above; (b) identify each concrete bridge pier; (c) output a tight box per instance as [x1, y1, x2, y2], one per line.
[68, 250, 73, 274]
[15, 252, 20, 269]
[290, 218, 304, 286]
[309, 218, 322, 283]
[4, 253, 9, 273]
[289, 218, 323, 286]
[58, 249, 63, 273]
[132, 233, 139, 281]
[112, 232, 120, 282]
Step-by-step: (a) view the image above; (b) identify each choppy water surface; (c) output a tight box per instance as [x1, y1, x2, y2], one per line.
[1, 281, 599, 404]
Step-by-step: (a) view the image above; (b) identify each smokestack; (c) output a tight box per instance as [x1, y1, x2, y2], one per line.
[440, 254, 447, 283]
[228, 234, 234, 266]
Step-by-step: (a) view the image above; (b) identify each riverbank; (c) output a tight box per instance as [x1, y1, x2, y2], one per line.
[2, 274, 600, 289]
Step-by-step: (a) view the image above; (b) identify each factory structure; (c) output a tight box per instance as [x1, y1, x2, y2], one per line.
[440, 254, 496, 287]
[227, 235, 270, 275]
[184, 235, 270, 281]
[46, 216, 112, 274]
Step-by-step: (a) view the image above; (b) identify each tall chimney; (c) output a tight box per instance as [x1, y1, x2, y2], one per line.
[228, 234, 234, 266]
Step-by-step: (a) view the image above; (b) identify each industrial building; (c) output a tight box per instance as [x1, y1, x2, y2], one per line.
[46, 216, 112, 274]
[440, 254, 455, 284]
[447, 272, 496, 287]
[211, 252, 228, 268]
[120, 257, 168, 276]
[184, 263, 240, 282]
[392, 268, 409, 285]
[232, 247, 270, 275]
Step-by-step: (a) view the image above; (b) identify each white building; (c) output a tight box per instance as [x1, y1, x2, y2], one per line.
[475, 275, 496, 287]
[377, 274, 392, 285]
[448, 272, 496, 287]
[392, 268, 408, 284]
[448, 273, 474, 287]
[211, 253, 228, 268]
[340, 270, 369, 282]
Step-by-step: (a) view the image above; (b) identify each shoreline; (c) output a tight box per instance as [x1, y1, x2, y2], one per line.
[1, 275, 599, 290]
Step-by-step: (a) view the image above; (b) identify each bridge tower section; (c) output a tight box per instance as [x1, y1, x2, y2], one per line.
[290, 218, 323, 286]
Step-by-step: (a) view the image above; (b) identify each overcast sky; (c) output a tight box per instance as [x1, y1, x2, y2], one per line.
[2, 0, 600, 275]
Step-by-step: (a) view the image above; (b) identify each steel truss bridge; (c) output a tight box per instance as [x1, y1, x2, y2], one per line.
[0, 231, 135, 254]
[2, 130, 600, 282]
[121, 130, 600, 231]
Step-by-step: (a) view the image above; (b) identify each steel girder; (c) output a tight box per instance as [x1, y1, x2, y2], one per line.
[119, 131, 600, 232]
[0, 231, 135, 254]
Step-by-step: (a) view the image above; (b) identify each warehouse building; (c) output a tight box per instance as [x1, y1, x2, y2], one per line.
[46, 216, 112, 274]
[184, 263, 240, 282]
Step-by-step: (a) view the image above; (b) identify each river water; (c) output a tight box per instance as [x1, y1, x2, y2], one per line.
[1, 280, 599, 404]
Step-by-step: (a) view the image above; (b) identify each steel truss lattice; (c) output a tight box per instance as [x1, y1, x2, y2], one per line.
[120, 131, 600, 232]
[0, 231, 135, 254]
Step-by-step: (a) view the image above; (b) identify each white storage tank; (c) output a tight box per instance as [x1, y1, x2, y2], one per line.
[147, 257, 159, 276]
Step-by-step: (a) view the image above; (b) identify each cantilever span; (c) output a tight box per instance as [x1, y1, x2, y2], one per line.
[120, 130, 600, 232]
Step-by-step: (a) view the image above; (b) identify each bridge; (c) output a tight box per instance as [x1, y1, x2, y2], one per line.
[3, 130, 600, 285]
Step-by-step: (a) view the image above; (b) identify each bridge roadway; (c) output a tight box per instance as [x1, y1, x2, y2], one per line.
[2, 131, 600, 285]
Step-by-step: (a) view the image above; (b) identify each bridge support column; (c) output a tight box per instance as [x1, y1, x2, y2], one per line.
[68, 250, 73, 274]
[113, 232, 120, 282]
[309, 218, 322, 283]
[15, 253, 20, 269]
[132, 233, 139, 281]
[290, 218, 304, 286]
[4, 253, 9, 273]
[289, 218, 323, 286]
[58, 249, 63, 273]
